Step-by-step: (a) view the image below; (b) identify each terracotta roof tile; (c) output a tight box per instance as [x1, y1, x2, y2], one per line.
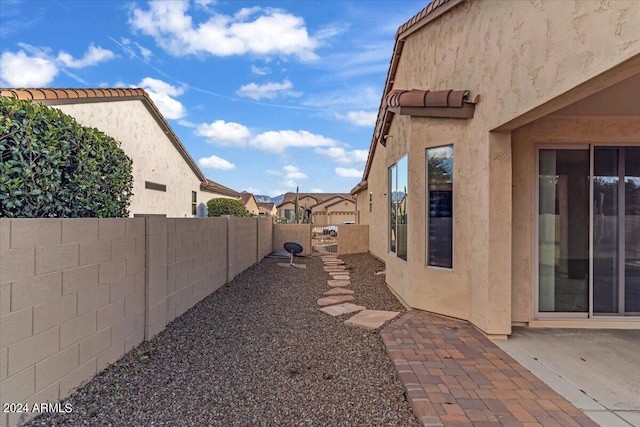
[201, 179, 241, 197]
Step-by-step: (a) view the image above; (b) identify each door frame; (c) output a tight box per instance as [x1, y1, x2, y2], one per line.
[533, 142, 640, 320]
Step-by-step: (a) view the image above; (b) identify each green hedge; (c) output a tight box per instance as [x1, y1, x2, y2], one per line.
[207, 198, 251, 217]
[0, 97, 133, 217]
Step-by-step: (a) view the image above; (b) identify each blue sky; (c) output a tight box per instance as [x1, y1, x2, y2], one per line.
[0, 0, 426, 197]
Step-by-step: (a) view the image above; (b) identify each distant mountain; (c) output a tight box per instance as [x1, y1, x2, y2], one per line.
[251, 194, 285, 205]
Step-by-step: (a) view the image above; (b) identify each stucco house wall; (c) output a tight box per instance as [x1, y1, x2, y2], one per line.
[364, 0, 640, 336]
[1, 89, 240, 219]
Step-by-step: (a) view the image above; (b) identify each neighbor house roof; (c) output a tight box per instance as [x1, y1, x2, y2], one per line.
[277, 193, 354, 208]
[1, 87, 240, 198]
[362, 0, 466, 181]
[257, 202, 275, 210]
[350, 180, 368, 195]
[239, 193, 256, 205]
[201, 179, 241, 197]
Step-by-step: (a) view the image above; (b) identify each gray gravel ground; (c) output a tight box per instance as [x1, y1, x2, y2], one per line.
[26, 253, 418, 427]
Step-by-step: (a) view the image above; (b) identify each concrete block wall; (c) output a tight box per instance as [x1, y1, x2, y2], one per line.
[0, 215, 282, 426]
[227, 217, 258, 282]
[338, 225, 369, 255]
[272, 224, 312, 255]
[164, 218, 227, 329]
[257, 218, 273, 261]
[0, 218, 146, 427]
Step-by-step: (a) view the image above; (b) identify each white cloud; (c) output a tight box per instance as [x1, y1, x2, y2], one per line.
[245, 186, 260, 194]
[284, 180, 298, 188]
[251, 64, 269, 75]
[335, 167, 362, 178]
[236, 79, 300, 100]
[0, 50, 58, 86]
[335, 110, 377, 127]
[265, 169, 282, 176]
[283, 165, 308, 180]
[56, 44, 115, 69]
[138, 77, 187, 120]
[118, 38, 153, 60]
[251, 130, 337, 153]
[310, 188, 324, 193]
[196, 120, 251, 146]
[198, 155, 235, 170]
[316, 147, 369, 165]
[269, 189, 284, 197]
[304, 85, 380, 111]
[129, 2, 320, 61]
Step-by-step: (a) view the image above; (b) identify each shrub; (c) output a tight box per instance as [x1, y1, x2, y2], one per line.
[0, 97, 133, 217]
[207, 198, 251, 217]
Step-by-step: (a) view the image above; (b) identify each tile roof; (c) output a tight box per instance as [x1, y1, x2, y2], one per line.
[201, 179, 241, 197]
[350, 180, 368, 195]
[257, 202, 275, 210]
[238, 193, 255, 205]
[363, 0, 466, 181]
[277, 192, 354, 208]
[1, 87, 240, 198]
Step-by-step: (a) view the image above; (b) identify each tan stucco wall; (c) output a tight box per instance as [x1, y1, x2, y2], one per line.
[338, 225, 369, 255]
[49, 100, 221, 218]
[511, 116, 640, 323]
[367, 0, 640, 335]
[272, 224, 312, 255]
[243, 197, 260, 216]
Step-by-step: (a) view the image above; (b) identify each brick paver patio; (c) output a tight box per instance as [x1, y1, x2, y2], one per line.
[381, 311, 599, 427]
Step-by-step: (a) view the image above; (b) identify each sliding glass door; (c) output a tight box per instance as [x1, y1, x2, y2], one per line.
[537, 146, 639, 317]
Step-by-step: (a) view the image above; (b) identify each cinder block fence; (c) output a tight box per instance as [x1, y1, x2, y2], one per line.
[0, 217, 274, 427]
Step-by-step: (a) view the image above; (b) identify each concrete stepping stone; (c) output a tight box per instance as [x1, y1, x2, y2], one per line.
[344, 310, 400, 330]
[330, 275, 350, 280]
[328, 279, 350, 287]
[317, 295, 354, 306]
[324, 287, 354, 295]
[320, 303, 366, 316]
[323, 260, 344, 265]
[324, 266, 346, 270]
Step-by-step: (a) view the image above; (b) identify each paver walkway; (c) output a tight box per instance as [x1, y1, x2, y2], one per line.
[381, 311, 599, 427]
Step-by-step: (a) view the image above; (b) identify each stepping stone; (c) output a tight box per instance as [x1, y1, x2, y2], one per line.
[330, 275, 350, 280]
[324, 266, 346, 271]
[317, 295, 354, 306]
[344, 310, 400, 330]
[320, 303, 366, 316]
[328, 279, 350, 287]
[324, 287, 354, 295]
[323, 260, 344, 265]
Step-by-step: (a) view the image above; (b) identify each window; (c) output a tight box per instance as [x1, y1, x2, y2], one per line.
[389, 155, 408, 260]
[427, 146, 453, 268]
[191, 191, 197, 216]
[369, 192, 373, 213]
[145, 181, 166, 192]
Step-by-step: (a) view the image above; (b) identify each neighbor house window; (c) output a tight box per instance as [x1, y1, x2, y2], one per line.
[369, 192, 373, 213]
[191, 191, 197, 216]
[426, 145, 453, 268]
[389, 155, 408, 260]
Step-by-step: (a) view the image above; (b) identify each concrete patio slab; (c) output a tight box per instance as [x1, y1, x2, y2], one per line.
[317, 295, 354, 306]
[495, 327, 640, 426]
[327, 279, 350, 287]
[345, 310, 399, 330]
[324, 287, 354, 295]
[320, 303, 366, 316]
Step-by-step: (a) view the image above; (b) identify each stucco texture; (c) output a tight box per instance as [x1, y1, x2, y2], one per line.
[366, 0, 640, 335]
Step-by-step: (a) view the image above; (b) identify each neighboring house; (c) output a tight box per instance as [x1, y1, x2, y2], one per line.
[276, 193, 354, 224]
[310, 195, 356, 226]
[1, 88, 240, 217]
[355, 0, 640, 337]
[238, 193, 260, 216]
[257, 202, 277, 217]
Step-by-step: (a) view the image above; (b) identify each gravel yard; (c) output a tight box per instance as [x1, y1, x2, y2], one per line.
[26, 253, 418, 427]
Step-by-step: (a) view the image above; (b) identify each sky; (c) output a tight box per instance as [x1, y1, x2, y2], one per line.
[0, 0, 427, 197]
